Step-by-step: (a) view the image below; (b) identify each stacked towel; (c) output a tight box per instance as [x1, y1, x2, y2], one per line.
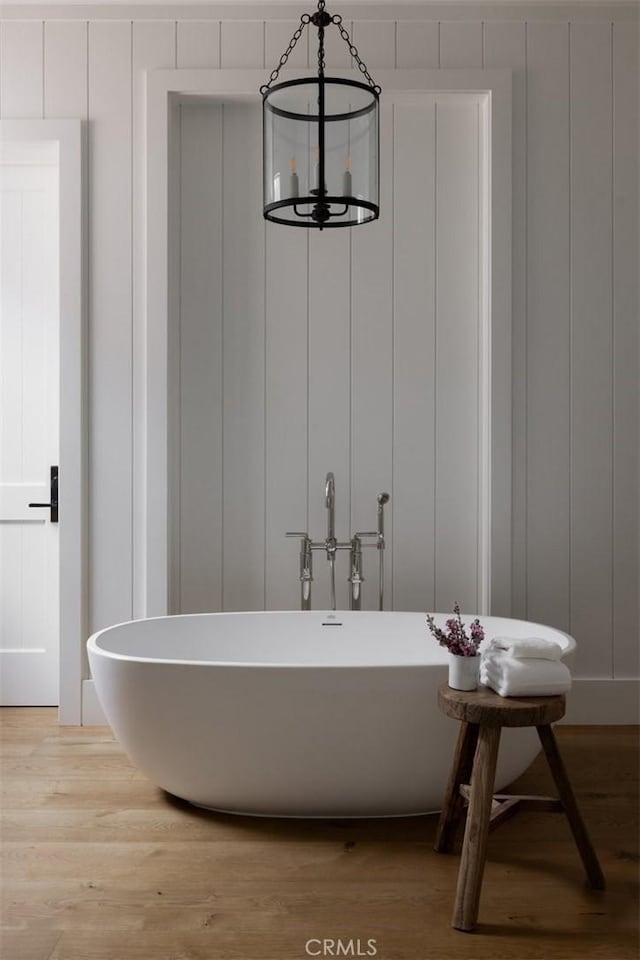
[480, 637, 571, 697]
[479, 636, 564, 660]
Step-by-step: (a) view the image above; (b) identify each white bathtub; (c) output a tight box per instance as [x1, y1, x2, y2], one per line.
[87, 611, 575, 818]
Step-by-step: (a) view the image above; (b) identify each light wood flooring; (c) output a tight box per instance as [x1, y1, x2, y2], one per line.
[1, 710, 638, 960]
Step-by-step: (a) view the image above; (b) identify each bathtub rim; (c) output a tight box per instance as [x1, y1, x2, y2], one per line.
[87, 610, 576, 670]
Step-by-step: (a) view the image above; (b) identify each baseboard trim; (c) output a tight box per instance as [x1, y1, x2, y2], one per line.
[81, 679, 109, 726]
[81, 677, 639, 727]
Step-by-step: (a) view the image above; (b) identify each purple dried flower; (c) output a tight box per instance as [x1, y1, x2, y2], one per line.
[426, 603, 484, 657]
[426, 611, 449, 647]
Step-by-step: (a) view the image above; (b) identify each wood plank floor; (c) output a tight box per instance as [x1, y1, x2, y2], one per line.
[1, 710, 638, 960]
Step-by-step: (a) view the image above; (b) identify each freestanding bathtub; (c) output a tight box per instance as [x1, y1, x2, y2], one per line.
[87, 611, 575, 818]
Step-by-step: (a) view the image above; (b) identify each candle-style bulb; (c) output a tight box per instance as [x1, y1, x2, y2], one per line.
[342, 155, 353, 197]
[289, 157, 299, 198]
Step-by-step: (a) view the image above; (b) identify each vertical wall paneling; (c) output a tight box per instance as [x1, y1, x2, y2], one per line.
[485, 79, 512, 618]
[396, 21, 439, 69]
[440, 21, 483, 68]
[220, 21, 264, 69]
[525, 22, 571, 633]
[434, 99, 480, 613]
[177, 21, 220, 68]
[43, 21, 87, 119]
[350, 102, 394, 610]
[42, 23, 87, 681]
[0, 21, 43, 117]
[0, 4, 635, 707]
[392, 98, 436, 612]
[483, 21, 527, 617]
[265, 20, 308, 70]
[166, 96, 181, 615]
[222, 104, 265, 611]
[179, 103, 223, 613]
[169, 87, 491, 620]
[352, 21, 396, 68]
[87, 22, 132, 632]
[132, 21, 176, 619]
[133, 24, 176, 126]
[570, 23, 613, 677]
[612, 25, 639, 677]
[42, 27, 87, 635]
[307, 234, 351, 611]
[265, 223, 309, 610]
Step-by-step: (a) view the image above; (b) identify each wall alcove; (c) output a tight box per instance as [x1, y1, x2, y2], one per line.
[145, 69, 512, 619]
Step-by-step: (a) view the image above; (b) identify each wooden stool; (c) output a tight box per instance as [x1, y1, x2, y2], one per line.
[434, 683, 605, 932]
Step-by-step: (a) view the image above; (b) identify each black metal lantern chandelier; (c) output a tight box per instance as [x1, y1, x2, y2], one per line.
[261, 0, 381, 229]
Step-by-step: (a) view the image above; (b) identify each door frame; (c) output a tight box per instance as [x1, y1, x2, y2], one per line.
[0, 118, 86, 723]
[144, 68, 512, 619]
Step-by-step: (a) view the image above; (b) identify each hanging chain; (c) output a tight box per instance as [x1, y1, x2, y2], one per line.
[332, 15, 381, 94]
[259, 14, 311, 95]
[316, 8, 326, 77]
[260, 1, 381, 97]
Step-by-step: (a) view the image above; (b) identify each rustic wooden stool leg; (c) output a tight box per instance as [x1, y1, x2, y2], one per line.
[536, 724, 606, 890]
[452, 724, 501, 932]
[434, 721, 479, 853]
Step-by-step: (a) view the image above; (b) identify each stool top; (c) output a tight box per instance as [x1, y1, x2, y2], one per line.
[438, 683, 566, 727]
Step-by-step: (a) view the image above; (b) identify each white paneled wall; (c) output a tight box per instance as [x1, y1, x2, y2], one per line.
[433, 100, 480, 610]
[87, 22, 133, 630]
[526, 21, 571, 639]
[570, 23, 614, 678]
[177, 96, 484, 617]
[132, 21, 177, 622]
[177, 102, 223, 613]
[483, 19, 527, 616]
[393, 100, 435, 613]
[0, 3, 637, 693]
[221, 102, 266, 612]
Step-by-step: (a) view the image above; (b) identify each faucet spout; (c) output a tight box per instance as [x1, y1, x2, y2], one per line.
[324, 472, 337, 609]
[325, 472, 336, 543]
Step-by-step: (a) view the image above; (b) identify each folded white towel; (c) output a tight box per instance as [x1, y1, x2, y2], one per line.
[482, 650, 560, 671]
[481, 650, 569, 675]
[481, 667, 571, 697]
[480, 654, 571, 697]
[479, 636, 564, 660]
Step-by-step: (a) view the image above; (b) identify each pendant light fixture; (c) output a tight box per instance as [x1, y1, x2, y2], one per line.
[261, 0, 381, 229]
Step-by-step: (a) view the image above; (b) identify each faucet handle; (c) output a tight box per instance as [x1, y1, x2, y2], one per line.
[286, 531, 309, 539]
[355, 531, 378, 539]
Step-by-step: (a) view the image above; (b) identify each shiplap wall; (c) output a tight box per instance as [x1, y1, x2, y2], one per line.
[176, 95, 483, 616]
[0, 3, 637, 685]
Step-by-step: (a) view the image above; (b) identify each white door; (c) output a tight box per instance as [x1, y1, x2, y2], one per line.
[0, 140, 60, 705]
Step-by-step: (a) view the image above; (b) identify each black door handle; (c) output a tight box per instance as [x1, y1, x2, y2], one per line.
[28, 466, 58, 523]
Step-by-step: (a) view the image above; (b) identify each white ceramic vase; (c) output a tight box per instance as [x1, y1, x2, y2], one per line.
[448, 653, 481, 691]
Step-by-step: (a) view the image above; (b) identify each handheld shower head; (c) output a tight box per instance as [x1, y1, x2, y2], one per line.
[376, 492, 389, 536]
[375, 492, 390, 612]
